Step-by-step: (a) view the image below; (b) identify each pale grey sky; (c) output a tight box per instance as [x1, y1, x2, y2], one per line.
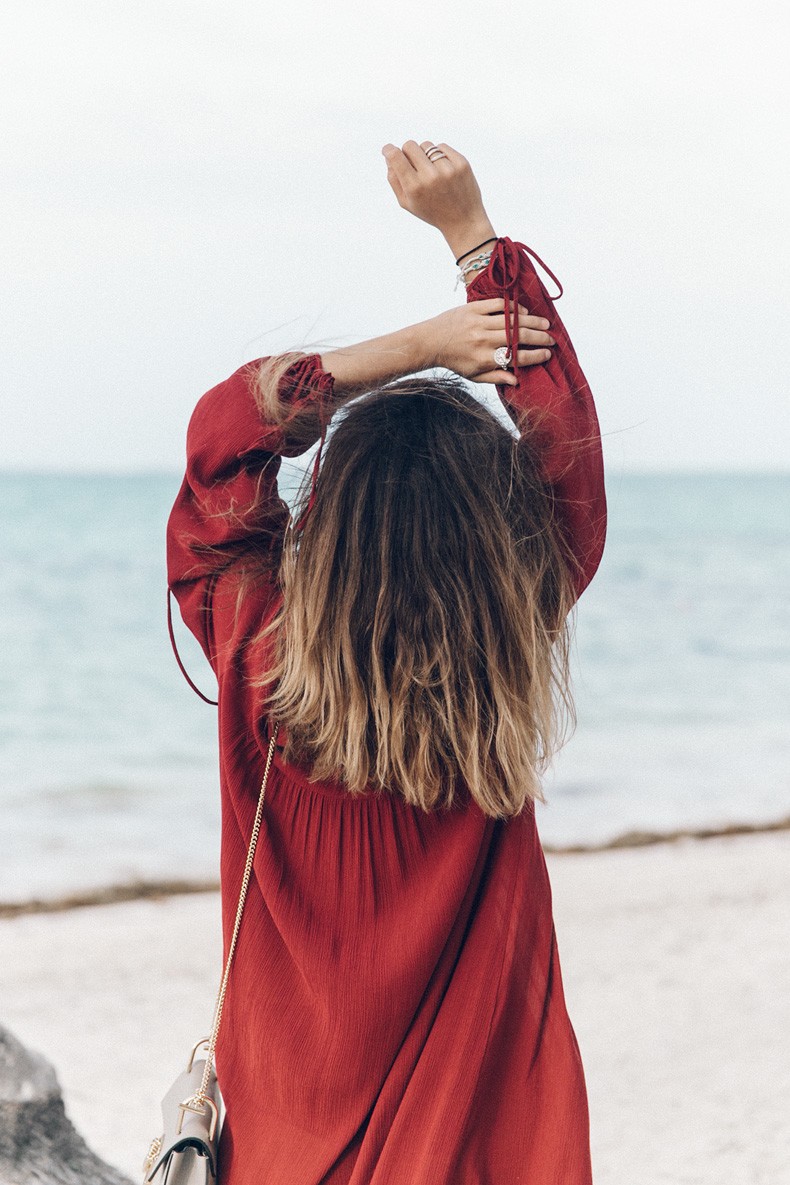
[2, 0, 788, 474]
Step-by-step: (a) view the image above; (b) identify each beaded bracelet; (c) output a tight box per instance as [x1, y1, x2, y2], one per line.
[455, 250, 493, 289]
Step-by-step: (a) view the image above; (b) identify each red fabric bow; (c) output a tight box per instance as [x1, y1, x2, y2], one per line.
[489, 239, 564, 377]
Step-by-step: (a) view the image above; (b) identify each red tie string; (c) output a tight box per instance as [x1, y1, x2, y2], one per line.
[489, 239, 564, 378]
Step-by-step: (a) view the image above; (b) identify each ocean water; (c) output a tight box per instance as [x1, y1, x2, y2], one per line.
[1, 470, 788, 902]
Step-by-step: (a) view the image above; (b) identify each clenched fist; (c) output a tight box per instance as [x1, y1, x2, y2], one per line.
[382, 140, 497, 262]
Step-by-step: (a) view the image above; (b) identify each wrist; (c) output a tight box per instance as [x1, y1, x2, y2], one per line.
[408, 318, 439, 371]
[321, 320, 436, 393]
[441, 217, 497, 263]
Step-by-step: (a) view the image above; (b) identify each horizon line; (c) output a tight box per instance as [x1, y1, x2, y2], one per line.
[1, 465, 789, 480]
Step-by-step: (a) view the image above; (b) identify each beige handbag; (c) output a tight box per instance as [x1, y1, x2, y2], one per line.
[142, 729, 279, 1184]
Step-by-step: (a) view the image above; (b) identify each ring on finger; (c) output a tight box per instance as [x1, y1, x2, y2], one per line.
[494, 346, 512, 368]
[423, 144, 446, 162]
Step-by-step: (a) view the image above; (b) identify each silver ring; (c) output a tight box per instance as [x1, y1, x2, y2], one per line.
[494, 346, 512, 368]
[423, 145, 446, 161]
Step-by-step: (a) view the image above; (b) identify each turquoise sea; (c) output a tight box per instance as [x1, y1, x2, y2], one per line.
[1, 470, 789, 902]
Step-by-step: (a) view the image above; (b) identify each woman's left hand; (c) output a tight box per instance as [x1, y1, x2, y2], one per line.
[419, 299, 555, 387]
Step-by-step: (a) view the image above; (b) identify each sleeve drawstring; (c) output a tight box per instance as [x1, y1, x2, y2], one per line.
[167, 586, 219, 706]
[489, 239, 564, 379]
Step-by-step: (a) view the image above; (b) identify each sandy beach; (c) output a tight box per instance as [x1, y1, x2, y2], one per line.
[2, 830, 788, 1185]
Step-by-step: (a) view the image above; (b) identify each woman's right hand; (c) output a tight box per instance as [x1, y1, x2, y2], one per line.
[420, 299, 555, 387]
[382, 140, 496, 262]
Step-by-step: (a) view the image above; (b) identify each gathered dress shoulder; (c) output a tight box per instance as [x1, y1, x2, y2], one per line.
[166, 238, 607, 1185]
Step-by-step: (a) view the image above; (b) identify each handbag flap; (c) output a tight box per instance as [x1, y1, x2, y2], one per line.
[146, 1060, 220, 1181]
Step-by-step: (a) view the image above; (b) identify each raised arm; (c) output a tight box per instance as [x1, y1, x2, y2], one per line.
[382, 138, 607, 599]
[465, 237, 607, 598]
[167, 306, 549, 681]
[166, 354, 335, 669]
[168, 138, 605, 687]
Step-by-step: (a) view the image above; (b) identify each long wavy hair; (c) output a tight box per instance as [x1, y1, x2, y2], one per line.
[235, 356, 579, 819]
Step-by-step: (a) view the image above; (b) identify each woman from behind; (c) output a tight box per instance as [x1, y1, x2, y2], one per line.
[167, 138, 607, 1185]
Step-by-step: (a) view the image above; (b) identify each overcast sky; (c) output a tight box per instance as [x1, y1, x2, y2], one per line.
[2, 0, 788, 475]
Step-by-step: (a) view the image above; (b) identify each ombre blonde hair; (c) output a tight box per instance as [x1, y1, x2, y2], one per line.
[235, 356, 579, 819]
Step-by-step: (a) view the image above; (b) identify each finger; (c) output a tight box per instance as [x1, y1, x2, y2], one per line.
[516, 347, 554, 364]
[483, 327, 555, 347]
[475, 306, 550, 327]
[433, 142, 468, 169]
[478, 344, 552, 375]
[401, 139, 433, 177]
[419, 139, 452, 167]
[477, 370, 519, 387]
[483, 314, 555, 334]
[381, 143, 417, 190]
[495, 329, 555, 347]
[519, 329, 556, 347]
[477, 350, 551, 386]
[385, 167, 407, 207]
[468, 298, 507, 315]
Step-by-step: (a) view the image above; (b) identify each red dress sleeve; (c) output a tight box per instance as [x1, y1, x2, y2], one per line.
[466, 237, 607, 600]
[166, 353, 335, 677]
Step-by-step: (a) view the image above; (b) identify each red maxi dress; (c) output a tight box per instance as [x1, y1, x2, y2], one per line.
[167, 237, 607, 1185]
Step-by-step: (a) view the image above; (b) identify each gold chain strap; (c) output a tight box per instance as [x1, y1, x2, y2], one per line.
[189, 726, 279, 1109]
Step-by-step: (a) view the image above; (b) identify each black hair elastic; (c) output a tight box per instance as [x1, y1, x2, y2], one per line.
[455, 237, 498, 266]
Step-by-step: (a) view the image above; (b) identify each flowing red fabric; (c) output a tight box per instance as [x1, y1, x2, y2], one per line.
[166, 238, 607, 1184]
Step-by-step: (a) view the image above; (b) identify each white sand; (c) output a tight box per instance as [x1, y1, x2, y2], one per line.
[2, 831, 788, 1185]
